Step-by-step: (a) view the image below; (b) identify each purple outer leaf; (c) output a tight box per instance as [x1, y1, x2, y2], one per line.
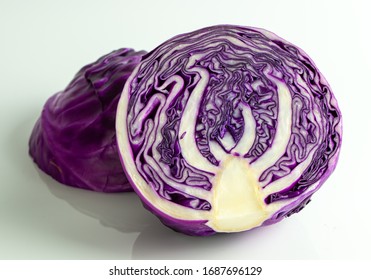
[29, 48, 146, 192]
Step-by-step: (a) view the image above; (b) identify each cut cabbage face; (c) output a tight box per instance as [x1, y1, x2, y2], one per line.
[116, 25, 342, 236]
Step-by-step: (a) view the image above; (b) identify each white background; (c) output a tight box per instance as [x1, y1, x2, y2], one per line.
[0, 0, 370, 260]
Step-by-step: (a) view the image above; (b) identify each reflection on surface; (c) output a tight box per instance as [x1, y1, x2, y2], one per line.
[38, 170, 160, 234]
[131, 221, 318, 259]
[40, 167, 318, 259]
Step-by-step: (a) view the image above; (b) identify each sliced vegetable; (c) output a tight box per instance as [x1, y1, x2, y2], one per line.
[116, 25, 342, 235]
[29, 48, 146, 192]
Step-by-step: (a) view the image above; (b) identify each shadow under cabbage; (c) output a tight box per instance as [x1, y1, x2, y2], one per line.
[37, 169, 160, 234]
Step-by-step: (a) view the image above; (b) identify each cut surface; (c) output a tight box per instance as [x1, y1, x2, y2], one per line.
[116, 25, 342, 236]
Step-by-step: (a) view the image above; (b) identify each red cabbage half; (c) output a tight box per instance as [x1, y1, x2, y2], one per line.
[29, 48, 146, 192]
[116, 25, 342, 235]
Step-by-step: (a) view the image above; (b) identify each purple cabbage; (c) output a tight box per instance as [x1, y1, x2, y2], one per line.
[116, 25, 342, 235]
[29, 48, 146, 192]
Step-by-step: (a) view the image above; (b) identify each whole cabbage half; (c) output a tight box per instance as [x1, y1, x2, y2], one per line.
[116, 25, 342, 235]
[29, 48, 146, 192]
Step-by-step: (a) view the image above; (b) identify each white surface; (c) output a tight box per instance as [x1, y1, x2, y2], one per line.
[0, 0, 370, 259]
